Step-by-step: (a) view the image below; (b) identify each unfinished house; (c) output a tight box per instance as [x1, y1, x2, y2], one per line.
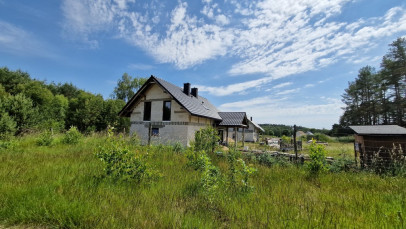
[118, 76, 222, 146]
[119, 75, 263, 146]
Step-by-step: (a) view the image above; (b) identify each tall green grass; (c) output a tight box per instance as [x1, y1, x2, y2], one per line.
[0, 135, 405, 228]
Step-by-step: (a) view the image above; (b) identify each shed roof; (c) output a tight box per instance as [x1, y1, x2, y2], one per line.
[218, 112, 249, 127]
[119, 76, 222, 120]
[349, 125, 406, 135]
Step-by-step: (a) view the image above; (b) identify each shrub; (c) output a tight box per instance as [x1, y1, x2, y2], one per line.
[194, 126, 220, 153]
[62, 126, 82, 145]
[306, 139, 328, 175]
[95, 138, 160, 183]
[0, 112, 16, 140]
[185, 149, 210, 171]
[258, 153, 291, 167]
[314, 133, 331, 142]
[200, 158, 221, 203]
[227, 149, 256, 193]
[329, 155, 356, 173]
[172, 142, 185, 154]
[0, 140, 17, 150]
[36, 130, 53, 146]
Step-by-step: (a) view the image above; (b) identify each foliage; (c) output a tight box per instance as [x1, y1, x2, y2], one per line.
[227, 149, 256, 192]
[62, 126, 82, 145]
[36, 130, 54, 146]
[112, 73, 147, 102]
[198, 152, 222, 202]
[171, 142, 185, 154]
[340, 37, 406, 126]
[257, 153, 292, 167]
[194, 126, 220, 153]
[280, 135, 291, 144]
[95, 137, 160, 183]
[0, 67, 131, 136]
[260, 124, 330, 137]
[329, 155, 356, 173]
[313, 133, 331, 142]
[3, 93, 37, 134]
[307, 140, 328, 175]
[185, 149, 210, 171]
[389, 144, 406, 176]
[0, 112, 17, 140]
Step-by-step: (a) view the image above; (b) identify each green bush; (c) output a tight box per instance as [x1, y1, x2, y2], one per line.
[307, 140, 328, 175]
[329, 156, 356, 173]
[36, 130, 53, 146]
[194, 126, 220, 153]
[62, 126, 82, 145]
[257, 153, 291, 167]
[95, 137, 160, 183]
[227, 149, 256, 193]
[185, 149, 210, 171]
[171, 142, 185, 154]
[314, 133, 332, 142]
[200, 155, 221, 203]
[0, 112, 16, 140]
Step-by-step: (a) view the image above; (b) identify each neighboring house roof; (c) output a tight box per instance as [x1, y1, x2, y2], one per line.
[306, 131, 314, 136]
[119, 76, 222, 120]
[248, 119, 265, 132]
[218, 112, 249, 127]
[349, 125, 406, 135]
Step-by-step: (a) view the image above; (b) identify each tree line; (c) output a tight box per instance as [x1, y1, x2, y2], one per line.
[338, 38, 406, 128]
[0, 68, 146, 139]
[259, 124, 330, 137]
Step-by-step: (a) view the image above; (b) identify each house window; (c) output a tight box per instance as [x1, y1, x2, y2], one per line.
[144, 102, 151, 121]
[162, 101, 171, 121]
[152, 128, 159, 136]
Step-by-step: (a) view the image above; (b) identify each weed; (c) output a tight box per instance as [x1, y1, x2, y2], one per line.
[62, 126, 82, 145]
[307, 139, 328, 175]
[95, 137, 160, 183]
[194, 126, 220, 153]
[36, 130, 53, 146]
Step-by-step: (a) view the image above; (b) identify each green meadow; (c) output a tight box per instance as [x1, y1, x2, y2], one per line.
[1, 134, 405, 228]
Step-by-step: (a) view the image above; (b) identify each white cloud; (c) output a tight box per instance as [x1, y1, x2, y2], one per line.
[215, 14, 230, 25]
[196, 76, 273, 96]
[61, 0, 406, 88]
[273, 82, 292, 89]
[61, 0, 117, 48]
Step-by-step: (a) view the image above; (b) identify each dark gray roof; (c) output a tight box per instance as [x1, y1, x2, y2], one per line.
[119, 76, 222, 120]
[349, 125, 406, 135]
[218, 112, 248, 127]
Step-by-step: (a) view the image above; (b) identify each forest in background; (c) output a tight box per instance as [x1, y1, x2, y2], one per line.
[0, 68, 146, 139]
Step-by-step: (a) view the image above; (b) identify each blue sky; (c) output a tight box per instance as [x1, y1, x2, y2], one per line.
[1, 0, 405, 129]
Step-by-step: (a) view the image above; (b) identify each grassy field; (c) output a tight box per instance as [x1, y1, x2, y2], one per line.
[1, 134, 406, 228]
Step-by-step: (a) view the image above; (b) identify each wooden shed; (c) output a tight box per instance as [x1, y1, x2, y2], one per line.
[349, 125, 406, 168]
